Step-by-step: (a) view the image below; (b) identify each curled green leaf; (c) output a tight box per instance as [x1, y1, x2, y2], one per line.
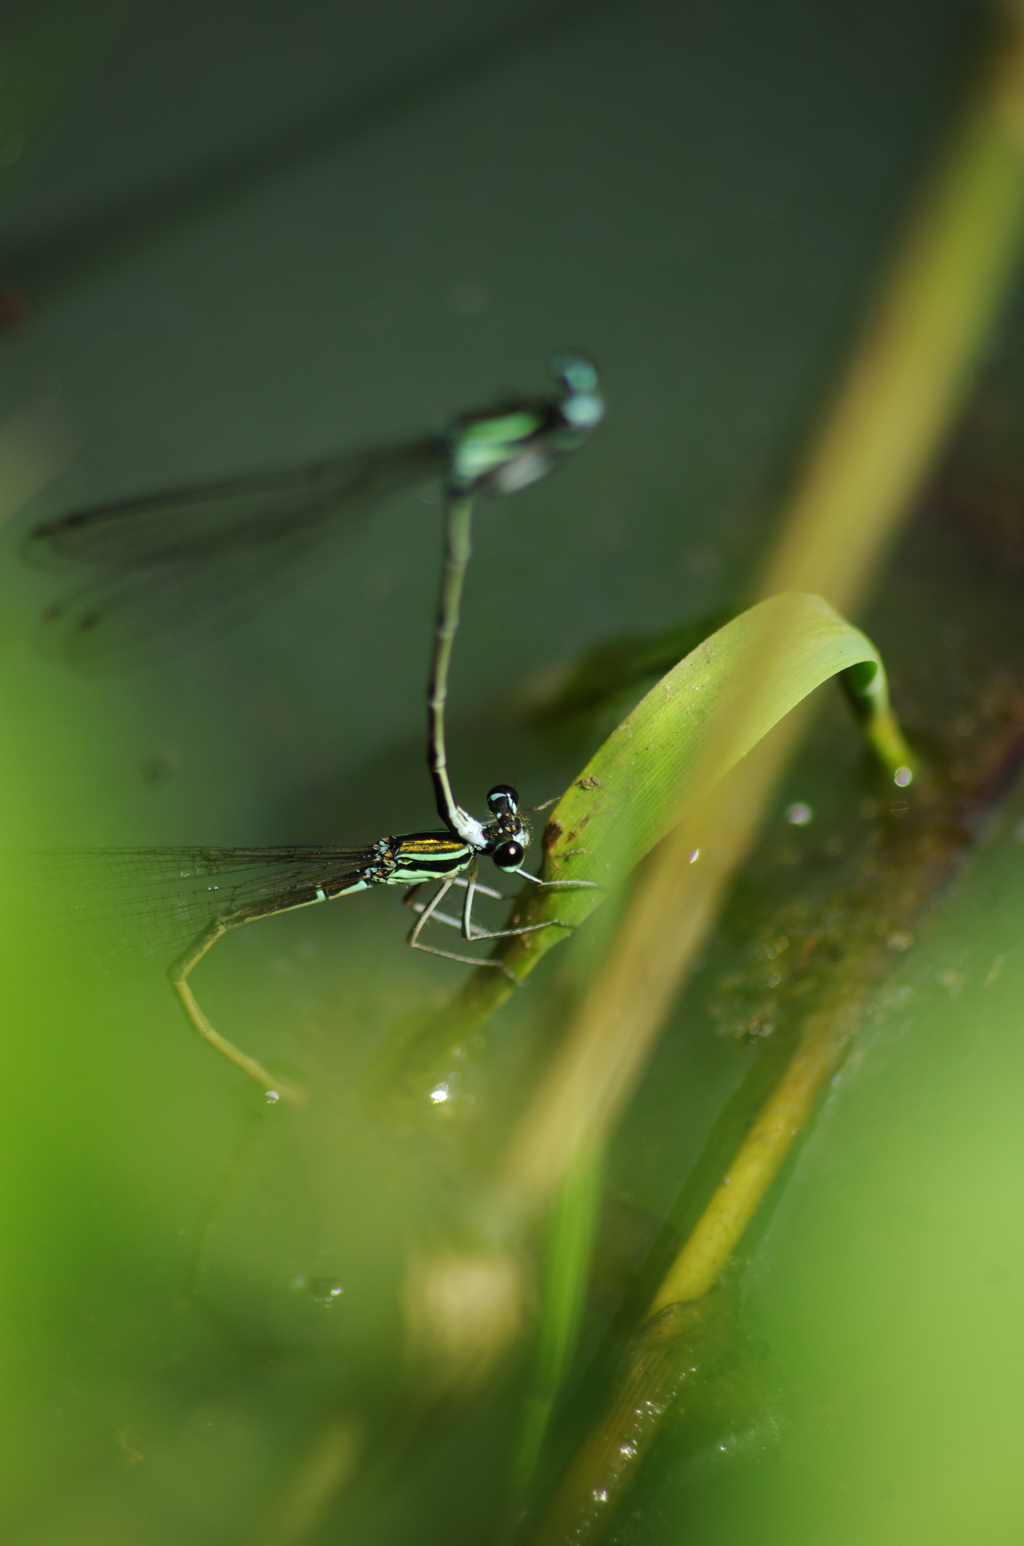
[379, 592, 909, 1107]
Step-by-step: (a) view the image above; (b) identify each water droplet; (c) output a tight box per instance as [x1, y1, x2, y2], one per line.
[308, 1278, 345, 1305]
[893, 766, 913, 787]
[784, 801, 812, 826]
[687, 848, 700, 863]
[429, 1083, 449, 1105]
[266, 1090, 280, 1104]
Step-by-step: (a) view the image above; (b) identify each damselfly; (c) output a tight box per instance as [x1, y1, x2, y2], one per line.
[24, 354, 604, 672]
[39, 354, 604, 1100]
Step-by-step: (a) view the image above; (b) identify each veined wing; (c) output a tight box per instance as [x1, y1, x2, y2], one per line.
[15, 844, 376, 964]
[23, 441, 445, 571]
[24, 437, 445, 672]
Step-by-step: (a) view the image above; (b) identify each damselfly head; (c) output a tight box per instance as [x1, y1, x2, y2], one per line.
[487, 784, 519, 816]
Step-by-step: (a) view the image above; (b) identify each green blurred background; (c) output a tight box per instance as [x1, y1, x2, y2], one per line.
[6, 1, 1024, 1542]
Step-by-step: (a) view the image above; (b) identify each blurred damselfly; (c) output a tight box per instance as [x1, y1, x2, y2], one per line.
[25, 354, 603, 671]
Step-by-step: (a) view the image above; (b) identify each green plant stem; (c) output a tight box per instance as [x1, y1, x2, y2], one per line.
[527, 781, 972, 1544]
[511, 1143, 603, 1495]
[756, 3, 1024, 617]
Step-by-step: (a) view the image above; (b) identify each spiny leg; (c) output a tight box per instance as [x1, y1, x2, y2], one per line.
[406, 874, 514, 975]
[456, 875, 505, 901]
[457, 863, 569, 942]
[168, 910, 303, 1103]
[405, 864, 523, 944]
[516, 870, 602, 890]
[406, 870, 571, 954]
[406, 899, 465, 931]
[461, 864, 484, 938]
[444, 866, 604, 945]
[402, 873, 507, 934]
[405, 875, 460, 949]
[453, 914, 574, 943]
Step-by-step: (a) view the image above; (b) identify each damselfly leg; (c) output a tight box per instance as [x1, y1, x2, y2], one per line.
[403, 860, 599, 960]
[402, 863, 582, 976]
[402, 870, 506, 932]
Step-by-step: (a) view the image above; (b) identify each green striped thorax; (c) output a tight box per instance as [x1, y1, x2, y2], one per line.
[444, 352, 603, 496]
[379, 786, 529, 886]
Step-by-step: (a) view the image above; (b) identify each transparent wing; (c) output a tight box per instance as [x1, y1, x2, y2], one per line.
[25, 438, 445, 672]
[23, 442, 445, 572]
[12, 844, 376, 965]
[37, 534, 334, 673]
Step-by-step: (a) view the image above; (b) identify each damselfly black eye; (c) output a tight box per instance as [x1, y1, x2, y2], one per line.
[492, 839, 524, 872]
[487, 783, 519, 814]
